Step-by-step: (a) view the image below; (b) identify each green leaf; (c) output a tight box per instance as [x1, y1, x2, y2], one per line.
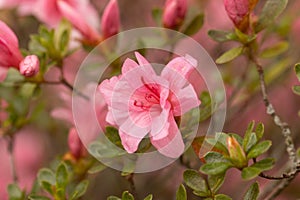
[56, 162, 68, 189]
[176, 184, 187, 200]
[255, 0, 288, 32]
[70, 180, 89, 200]
[20, 83, 37, 98]
[37, 168, 56, 186]
[204, 152, 228, 163]
[208, 30, 236, 42]
[122, 191, 134, 200]
[3, 68, 24, 85]
[297, 148, 300, 158]
[183, 13, 204, 36]
[243, 182, 259, 200]
[216, 47, 243, 64]
[260, 41, 289, 58]
[205, 139, 229, 156]
[247, 141, 272, 159]
[54, 19, 71, 55]
[243, 132, 257, 153]
[293, 85, 300, 95]
[235, 28, 256, 44]
[207, 174, 225, 193]
[7, 184, 23, 199]
[200, 162, 232, 175]
[28, 196, 51, 200]
[242, 158, 275, 180]
[143, 194, 153, 200]
[152, 8, 163, 26]
[255, 123, 264, 140]
[295, 64, 300, 81]
[245, 121, 255, 136]
[88, 163, 107, 174]
[214, 194, 232, 200]
[183, 170, 209, 196]
[105, 126, 123, 148]
[40, 181, 53, 195]
[107, 197, 121, 200]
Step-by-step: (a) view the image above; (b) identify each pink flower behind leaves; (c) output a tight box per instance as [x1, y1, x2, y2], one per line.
[101, 0, 120, 39]
[99, 52, 200, 158]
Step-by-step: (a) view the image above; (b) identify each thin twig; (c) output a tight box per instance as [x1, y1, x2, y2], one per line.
[126, 173, 138, 198]
[249, 55, 299, 199]
[7, 135, 18, 183]
[60, 78, 89, 100]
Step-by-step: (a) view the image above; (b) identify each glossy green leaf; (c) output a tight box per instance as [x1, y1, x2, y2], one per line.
[243, 132, 257, 153]
[293, 85, 300, 95]
[7, 184, 23, 199]
[105, 126, 123, 148]
[70, 180, 89, 200]
[208, 30, 236, 42]
[56, 162, 68, 189]
[260, 42, 289, 58]
[122, 191, 134, 200]
[176, 184, 187, 200]
[214, 194, 232, 200]
[143, 194, 153, 200]
[183, 170, 209, 196]
[40, 181, 53, 195]
[255, 0, 288, 32]
[37, 168, 55, 186]
[255, 123, 264, 141]
[204, 152, 228, 164]
[207, 174, 225, 193]
[88, 163, 107, 174]
[200, 162, 232, 175]
[243, 182, 259, 200]
[247, 141, 272, 159]
[183, 13, 204, 36]
[242, 158, 274, 180]
[216, 47, 243, 64]
[107, 197, 121, 200]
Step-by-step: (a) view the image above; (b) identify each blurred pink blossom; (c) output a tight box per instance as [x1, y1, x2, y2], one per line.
[19, 55, 40, 77]
[68, 127, 85, 159]
[101, 0, 120, 39]
[0, 20, 23, 68]
[0, 129, 45, 200]
[99, 52, 200, 158]
[163, 0, 187, 29]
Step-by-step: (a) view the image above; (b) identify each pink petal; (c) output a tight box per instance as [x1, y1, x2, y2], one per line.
[161, 55, 197, 90]
[150, 102, 171, 140]
[172, 84, 200, 116]
[119, 129, 148, 153]
[121, 58, 139, 74]
[98, 76, 120, 106]
[57, 0, 100, 41]
[51, 108, 74, 125]
[101, 0, 120, 39]
[151, 112, 184, 158]
[0, 20, 19, 47]
[0, 67, 7, 82]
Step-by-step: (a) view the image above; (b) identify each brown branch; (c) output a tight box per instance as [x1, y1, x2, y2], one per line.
[248, 55, 299, 199]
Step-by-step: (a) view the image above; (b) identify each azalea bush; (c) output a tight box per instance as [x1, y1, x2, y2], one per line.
[0, 0, 300, 200]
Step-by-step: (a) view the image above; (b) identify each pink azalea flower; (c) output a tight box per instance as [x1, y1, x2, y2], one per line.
[99, 52, 200, 158]
[19, 55, 40, 77]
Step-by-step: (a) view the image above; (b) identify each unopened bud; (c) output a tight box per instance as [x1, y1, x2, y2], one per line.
[227, 136, 247, 168]
[163, 0, 187, 29]
[19, 55, 39, 77]
[68, 127, 84, 159]
[101, 0, 120, 39]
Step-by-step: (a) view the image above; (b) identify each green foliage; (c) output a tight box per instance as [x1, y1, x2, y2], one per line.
[107, 191, 152, 200]
[208, 30, 237, 42]
[70, 180, 89, 200]
[243, 182, 259, 200]
[183, 170, 209, 197]
[200, 162, 232, 176]
[7, 184, 25, 200]
[216, 47, 244, 64]
[28, 196, 51, 200]
[152, 8, 163, 26]
[293, 64, 300, 95]
[260, 41, 289, 58]
[214, 194, 232, 200]
[176, 184, 187, 200]
[242, 158, 275, 180]
[182, 13, 204, 36]
[255, 0, 288, 32]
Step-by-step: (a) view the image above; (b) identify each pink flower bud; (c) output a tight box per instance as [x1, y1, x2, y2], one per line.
[68, 127, 84, 159]
[163, 0, 187, 29]
[57, 0, 100, 43]
[101, 0, 120, 39]
[224, 0, 257, 31]
[0, 20, 23, 68]
[19, 55, 40, 77]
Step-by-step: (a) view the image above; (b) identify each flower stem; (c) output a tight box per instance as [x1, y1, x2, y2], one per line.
[7, 135, 18, 183]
